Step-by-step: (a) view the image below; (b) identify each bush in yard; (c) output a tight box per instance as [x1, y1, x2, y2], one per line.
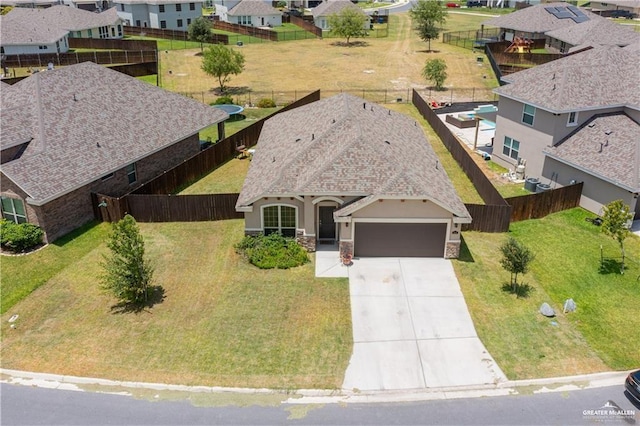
[0, 219, 44, 253]
[235, 233, 309, 269]
[257, 98, 276, 108]
[212, 96, 235, 105]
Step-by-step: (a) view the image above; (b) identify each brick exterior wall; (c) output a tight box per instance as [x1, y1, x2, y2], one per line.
[2, 134, 200, 243]
[445, 241, 461, 259]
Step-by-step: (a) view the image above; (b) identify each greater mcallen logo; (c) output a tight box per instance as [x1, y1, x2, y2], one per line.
[583, 400, 637, 423]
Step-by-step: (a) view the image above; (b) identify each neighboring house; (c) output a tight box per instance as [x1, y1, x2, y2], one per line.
[545, 16, 640, 53]
[0, 5, 124, 54]
[226, 0, 282, 27]
[114, 0, 204, 30]
[61, 0, 111, 12]
[312, 0, 370, 31]
[235, 93, 472, 259]
[590, 0, 640, 16]
[491, 43, 640, 217]
[483, 2, 604, 43]
[0, 62, 228, 243]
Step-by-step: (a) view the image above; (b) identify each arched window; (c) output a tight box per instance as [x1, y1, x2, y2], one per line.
[262, 205, 297, 238]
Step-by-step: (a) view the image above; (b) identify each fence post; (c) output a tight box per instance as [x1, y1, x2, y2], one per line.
[125, 50, 128, 63]
[109, 50, 112, 64]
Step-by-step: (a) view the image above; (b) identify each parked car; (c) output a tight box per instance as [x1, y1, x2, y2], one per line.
[466, 1, 483, 7]
[625, 369, 640, 405]
[611, 10, 637, 19]
[446, 2, 461, 7]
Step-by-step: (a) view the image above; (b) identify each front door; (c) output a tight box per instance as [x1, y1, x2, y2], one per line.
[318, 206, 336, 240]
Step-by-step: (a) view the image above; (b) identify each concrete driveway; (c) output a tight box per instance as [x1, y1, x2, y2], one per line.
[342, 258, 506, 391]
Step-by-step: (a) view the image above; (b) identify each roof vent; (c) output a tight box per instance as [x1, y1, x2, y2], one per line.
[436, 160, 439, 170]
[363, 102, 366, 109]
[295, 138, 301, 142]
[598, 143, 603, 153]
[311, 133, 315, 140]
[73, 94, 77, 101]
[604, 130, 612, 135]
[588, 122, 596, 128]
[332, 119, 336, 123]
[388, 110, 391, 116]
[384, 140, 391, 145]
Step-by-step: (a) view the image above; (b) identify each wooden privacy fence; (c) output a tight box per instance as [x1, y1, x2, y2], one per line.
[507, 182, 583, 222]
[288, 15, 322, 38]
[212, 21, 278, 42]
[68, 38, 157, 51]
[1, 50, 157, 68]
[123, 25, 229, 44]
[92, 90, 321, 223]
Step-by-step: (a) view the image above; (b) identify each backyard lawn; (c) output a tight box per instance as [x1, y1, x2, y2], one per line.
[0, 220, 352, 389]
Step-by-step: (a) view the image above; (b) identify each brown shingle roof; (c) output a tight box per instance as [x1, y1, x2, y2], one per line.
[545, 112, 640, 191]
[236, 93, 470, 220]
[495, 45, 640, 113]
[228, 0, 281, 16]
[0, 62, 228, 203]
[483, 2, 603, 34]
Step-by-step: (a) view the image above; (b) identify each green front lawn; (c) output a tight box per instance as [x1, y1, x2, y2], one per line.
[454, 208, 640, 379]
[0, 220, 352, 389]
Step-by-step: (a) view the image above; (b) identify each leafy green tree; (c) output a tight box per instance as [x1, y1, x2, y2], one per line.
[188, 17, 213, 52]
[409, 0, 447, 52]
[201, 43, 245, 93]
[500, 237, 535, 293]
[328, 7, 369, 46]
[101, 215, 153, 305]
[601, 199, 634, 273]
[422, 58, 448, 90]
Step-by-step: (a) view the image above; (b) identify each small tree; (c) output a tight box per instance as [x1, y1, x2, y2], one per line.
[500, 237, 535, 293]
[101, 215, 153, 305]
[410, 0, 447, 52]
[422, 58, 447, 90]
[188, 17, 213, 52]
[328, 7, 369, 46]
[201, 44, 245, 94]
[601, 199, 633, 273]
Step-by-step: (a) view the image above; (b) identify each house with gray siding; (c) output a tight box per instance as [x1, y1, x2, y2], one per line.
[491, 43, 640, 217]
[114, 0, 204, 29]
[236, 93, 471, 259]
[0, 62, 228, 243]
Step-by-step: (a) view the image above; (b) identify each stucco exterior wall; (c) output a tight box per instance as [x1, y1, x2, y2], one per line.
[243, 197, 305, 232]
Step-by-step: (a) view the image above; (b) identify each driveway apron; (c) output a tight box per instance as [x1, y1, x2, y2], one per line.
[342, 258, 506, 391]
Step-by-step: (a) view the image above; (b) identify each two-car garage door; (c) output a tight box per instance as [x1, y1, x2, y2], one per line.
[354, 222, 447, 257]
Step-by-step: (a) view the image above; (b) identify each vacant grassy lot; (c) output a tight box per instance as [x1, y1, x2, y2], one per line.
[0, 220, 352, 389]
[454, 208, 640, 379]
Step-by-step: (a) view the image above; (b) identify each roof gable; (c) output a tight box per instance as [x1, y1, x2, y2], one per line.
[228, 0, 281, 16]
[237, 94, 470, 219]
[312, 0, 364, 18]
[545, 16, 640, 48]
[0, 62, 228, 203]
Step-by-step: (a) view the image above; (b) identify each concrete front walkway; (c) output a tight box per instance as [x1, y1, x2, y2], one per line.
[340, 258, 506, 391]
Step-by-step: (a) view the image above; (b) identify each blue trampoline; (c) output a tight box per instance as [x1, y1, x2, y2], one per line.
[213, 104, 245, 121]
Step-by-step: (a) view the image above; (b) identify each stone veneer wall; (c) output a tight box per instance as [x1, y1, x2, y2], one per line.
[445, 241, 461, 259]
[296, 231, 316, 253]
[339, 240, 353, 260]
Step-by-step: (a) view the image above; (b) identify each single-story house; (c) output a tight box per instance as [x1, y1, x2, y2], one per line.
[312, 0, 370, 31]
[482, 2, 603, 42]
[61, 0, 110, 12]
[114, 0, 204, 30]
[235, 93, 472, 259]
[0, 5, 124, 55]
[0, 62, 228, 243]
[545, 16, 640, 53]
[226, 0, 282, 27]
[589, 0, 640, 16]
[491, 43, 640, 217]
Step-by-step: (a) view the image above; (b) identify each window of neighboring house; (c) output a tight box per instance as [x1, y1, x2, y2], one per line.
[240, 15, 252, 25]
[39, 45, 48, 50]
[1, 197, 27, 224]
[189, 2, 195, 10]
[120, 3, 124, 11]
[111, 27, 115, 37]
[76, 31, 82, 37]
[177, 18, 183, 27]
[159, 4, 165, 12]
[88, 29, 93, 37]
[522, 104, 535, 126]
[160, 20, 167, 29]
[187, 18, 191, 25]
[567, 111, 578, 126]
[176, 3, 182, 11]
[118, 24, 122, 36]
[262, 205, 297, 237]
[125, 163, 137, 184]
[502, 136, 520, 160]
[136, 19, 141, 26]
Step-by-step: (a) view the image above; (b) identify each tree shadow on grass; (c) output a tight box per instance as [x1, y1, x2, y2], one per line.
[210, 86, 251, 96]
[501, 281, 534, 299]
[330, 40, 370, 48]
[110, 285, 166, 314]
[599, 258, 626, 275]
[416, 49, 441, 54]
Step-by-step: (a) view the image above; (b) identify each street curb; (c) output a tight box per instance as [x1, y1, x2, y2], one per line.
[1, 368, 633, 404]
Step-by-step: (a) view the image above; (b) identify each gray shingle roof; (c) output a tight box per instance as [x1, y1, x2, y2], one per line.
[544, 112, 640, 191]
[0, 6, 123, 47]
[546, 16, 640, 48]
[228, 0, 281, 16]
[114, 0, 203, 4]
[0, 62, 228, 204]
[495, 45, 640, 113]
[236, 93, 470, 220]
[312, 0, 364, 18]
[483, 2, 603, 34]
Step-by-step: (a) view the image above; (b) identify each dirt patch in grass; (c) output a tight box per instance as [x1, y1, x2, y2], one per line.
[0, 220, 352, 389]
